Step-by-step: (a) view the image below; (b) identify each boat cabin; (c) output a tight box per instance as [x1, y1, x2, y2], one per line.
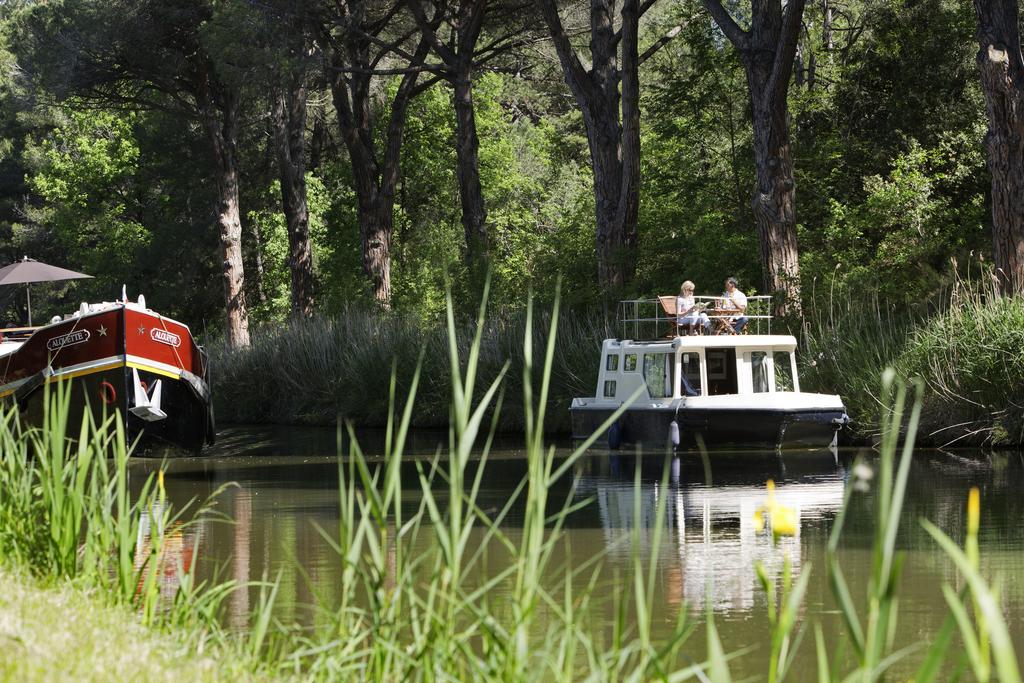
[571, 298, 847, 450]
[596, 335, 800, 403]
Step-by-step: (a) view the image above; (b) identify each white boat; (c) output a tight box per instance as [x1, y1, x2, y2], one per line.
[569, 298, 850, 450]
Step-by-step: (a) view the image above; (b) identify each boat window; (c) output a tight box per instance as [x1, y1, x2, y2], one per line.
[750, 351, 769, 393]
[603, 380, 617, 397]
[642, 353, 673, 398]
[606, 354, 619, 372]
[680, 353, 701, 396]
[623, 353, 638, 372]
[773, 351, 794, 391]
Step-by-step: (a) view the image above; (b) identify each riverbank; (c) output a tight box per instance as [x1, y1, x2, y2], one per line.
[802, 279, 1024, 446]
[213, 287, 1024, 446]
[0, 570, 229, 682]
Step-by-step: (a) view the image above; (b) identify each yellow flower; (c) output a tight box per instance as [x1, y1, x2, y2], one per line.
[752, 480, 798, 537]
[753, 508, 766, 532]
[967, 486, 980, 537]
[771, 506, 798, 538]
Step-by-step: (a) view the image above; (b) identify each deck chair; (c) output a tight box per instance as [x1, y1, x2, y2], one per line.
[658, 296, 680, 337]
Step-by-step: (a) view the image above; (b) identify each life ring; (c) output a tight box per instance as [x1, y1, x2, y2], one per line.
[99, 381, 117, 405]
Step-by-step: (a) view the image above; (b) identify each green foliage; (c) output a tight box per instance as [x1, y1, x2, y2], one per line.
[388, 75, 595, 316]
[247, 173, 332, 323]
[802, 269, 1024, 445]
[794, 0, 987, 299]
[813, 135, 986, 301]
[639, 6, 760, 297]
[28, 109, 150, 277]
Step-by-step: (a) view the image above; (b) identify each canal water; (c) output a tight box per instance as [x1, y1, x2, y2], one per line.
[133, 426, 1024, 677]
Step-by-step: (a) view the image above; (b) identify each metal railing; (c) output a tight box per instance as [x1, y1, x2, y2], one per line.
[617, 295, 773, 340]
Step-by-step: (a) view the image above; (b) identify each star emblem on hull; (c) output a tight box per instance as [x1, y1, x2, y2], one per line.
[97, 325, 107, 337]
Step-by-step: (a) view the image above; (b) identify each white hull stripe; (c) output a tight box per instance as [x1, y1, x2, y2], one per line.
[0, 354, 186, 398]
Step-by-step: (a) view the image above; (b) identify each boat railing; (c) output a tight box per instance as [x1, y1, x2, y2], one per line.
[617, 296, 773, 340]
[0, 326, 38, 341]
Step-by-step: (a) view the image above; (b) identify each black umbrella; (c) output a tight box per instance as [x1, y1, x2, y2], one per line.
[0, 257, 93, 325]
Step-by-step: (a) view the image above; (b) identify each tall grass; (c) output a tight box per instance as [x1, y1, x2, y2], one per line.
[0, 385, 267, 675]
[277, 287, 702, 679]
[210, 306, 606, 432]
[802, 269, 1024, 446]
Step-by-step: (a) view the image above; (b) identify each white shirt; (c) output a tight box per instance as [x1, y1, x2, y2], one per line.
[723, 289, 747, 311]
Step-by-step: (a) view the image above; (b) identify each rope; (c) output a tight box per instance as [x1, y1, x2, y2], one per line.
[155, 313, 187, 372]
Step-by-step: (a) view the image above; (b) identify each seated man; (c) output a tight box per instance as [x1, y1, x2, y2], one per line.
[721, 276, 748, 333]
[676, 280, 710, 334]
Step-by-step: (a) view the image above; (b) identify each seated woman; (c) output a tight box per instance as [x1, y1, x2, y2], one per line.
[676, 280, 710, 335]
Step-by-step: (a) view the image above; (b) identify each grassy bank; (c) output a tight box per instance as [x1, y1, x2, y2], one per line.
[0, 569, 224, 682]
[0, 390, 273, 680]
[2, 293, 1020, 680]
[802, 276, 1024, 446]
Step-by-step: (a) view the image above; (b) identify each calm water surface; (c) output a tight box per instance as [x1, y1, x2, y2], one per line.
[132, 426, 1024, 677]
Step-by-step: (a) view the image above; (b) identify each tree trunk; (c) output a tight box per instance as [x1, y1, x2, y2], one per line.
[973, 0, 1024, 295]
[822, 0, 834, 55]
[703, 0, 806, 316]
[453, 66, 489, 264]
[321, 14, 429, 308]
[405, 0, 490, 269]
[750, 97, 801, 315]
[250, 218, 268, 305]
[591, 133, 629, 289]
[535, 0, 641, 292]
[358, 192, 393, 306]
[273, 83, 315, 318]
[197, 83, 250, 348]
[326, 76, 411, 309]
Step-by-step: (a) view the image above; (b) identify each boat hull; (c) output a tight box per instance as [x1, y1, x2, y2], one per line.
[570, 404, 845, 451]
[0, 305, 214, 455]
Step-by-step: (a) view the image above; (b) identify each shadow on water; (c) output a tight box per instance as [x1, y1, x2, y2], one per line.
[126, 427, 1024, 676]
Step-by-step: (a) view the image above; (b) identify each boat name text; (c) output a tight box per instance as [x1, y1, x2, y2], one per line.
[47, 329, 91, 351]
[150, 328, 181, 348]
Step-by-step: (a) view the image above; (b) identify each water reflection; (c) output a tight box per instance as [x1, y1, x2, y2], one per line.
[576, 451, 844, 611]
[133, 501, 203, 604]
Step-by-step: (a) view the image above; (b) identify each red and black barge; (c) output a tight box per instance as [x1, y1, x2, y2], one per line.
[0, 298, 214, 453]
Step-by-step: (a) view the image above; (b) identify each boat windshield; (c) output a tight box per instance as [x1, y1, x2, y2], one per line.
[751, 351, 769, 393]
[774, 351, 794, 391]
[642, 352, 674, 399]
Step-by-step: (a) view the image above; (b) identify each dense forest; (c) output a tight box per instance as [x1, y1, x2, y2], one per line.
[1, 0, 1020, 341]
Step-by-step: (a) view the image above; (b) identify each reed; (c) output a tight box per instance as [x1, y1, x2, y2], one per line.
[0, 385, 272, 676]
[278, 285, 703, 679]
[210, 305, 605, 433]
[802, 269, 1024, 446]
